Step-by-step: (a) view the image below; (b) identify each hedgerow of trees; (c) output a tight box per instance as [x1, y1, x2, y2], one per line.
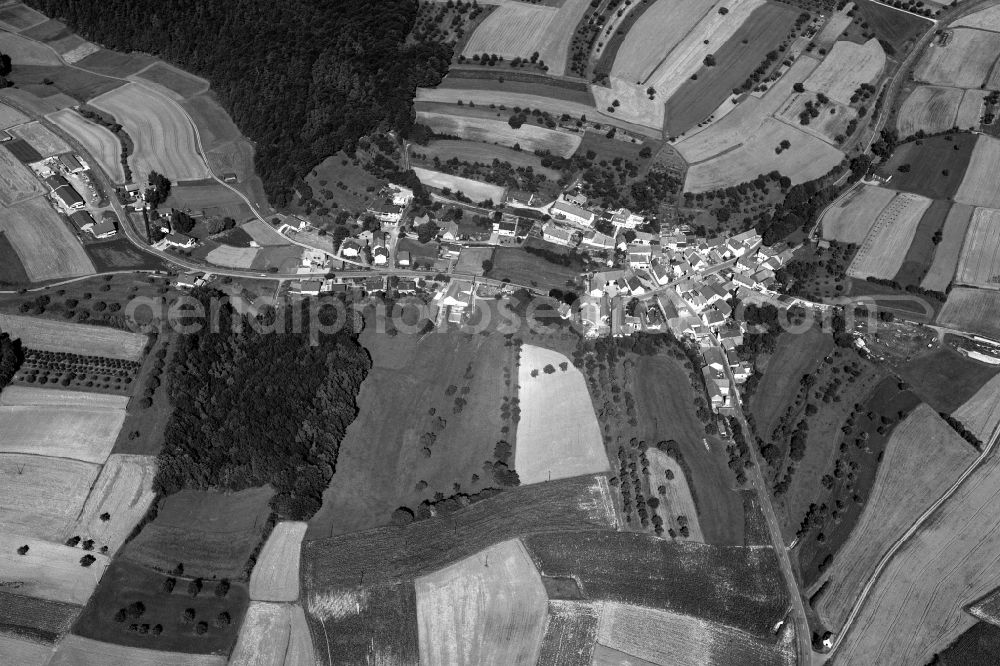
[0, 329, 24, 389]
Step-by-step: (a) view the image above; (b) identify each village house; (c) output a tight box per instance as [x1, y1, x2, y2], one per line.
[610, 207, 645, 229]
[340, 238, 362, 258]
[493, 219, 517, 237]
[163, 232, 196, 249]
[542, 222, 575, 246]
[89, 219, 117, 239]
[397, 250, 411, 267]
[371, 232, 389, 266]
[549, 199, 595, 227]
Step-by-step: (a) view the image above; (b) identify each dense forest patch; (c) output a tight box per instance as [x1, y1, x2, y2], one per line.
[26, 0, 451, 205]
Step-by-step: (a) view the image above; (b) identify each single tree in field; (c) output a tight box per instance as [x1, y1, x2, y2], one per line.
[182, 608, 196, 623]
[16, 544, 28, 555]
[99, 512, 111, 522]
[188, 578, 203, 597]
[80, 554, 97, 567]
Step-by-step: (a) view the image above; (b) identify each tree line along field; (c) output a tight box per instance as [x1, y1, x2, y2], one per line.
[809, 404, 978, 633]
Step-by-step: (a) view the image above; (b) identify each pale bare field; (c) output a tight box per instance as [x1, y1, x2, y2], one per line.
[416, 538, 548, 666]
[803, 38, 885, 105]
[515, 345, 609, 484]
[646, 450, 703, 542]
[416, 110, 581, 157]
[591, 80, 663, 131]
[242, 219, 290, 246]
[0, 197, 95, 281]
[47, 108, 124, 182]
[0, 453, 100, 541]
[938, 287, 1000, 339]
[412, 166, 507, 203]
[0, 634, 51, 666]
[646, 0, 766, 101]
[250, 521, 308, 602]
[896, 86, 963, 136]
[0, 143, 45, 206]
[0, 532, 109, 604]
[0, 314, 147, 360]
[90, 82, 210, 184]
[953, 374, 1000, 441]
[813, 405, 977, 631]
[815, 2, 854, 47]
[62, 42, 100, 64]
[684, 118, 843, 193]
[0, 31, 60, 65]
[820, 185, 896, 243]
[846, 192, 932, 280]
[539, 600, 600, 664]
[596, 601, 796, 666]
[9, 120, 69, 157]
[955, 207, 1000, 288]
[415, 87, 662, 138]
[956, 89, 988, 130]
[285, 603, 315, 665]
[48, 636, 226, 666]
[68, 454, 156, 556]
[922, 203, 974, 291]
[0, 405, 124, 464]
[611, 0, 719, 82]
[954, 4, 1000, 30]
[205, 244, 260, 269]
[592, 644, 658, 665]
[835, 449, 1000, 665]
[534, 0, 592, 77]
[774, 93, 858, 145]
[229, 601, 314, 665]
[461, 2, 558, 59]
[0, 385, 128, 409]
[0, 101, 29, 129]
[956, 135, 1000, 208]
[675, 55, 819, 162]
[915, 28, 1000, 88]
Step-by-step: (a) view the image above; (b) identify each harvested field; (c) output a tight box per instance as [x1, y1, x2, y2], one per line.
[878, 133, 977, 200]
[956, 89, 988, 131]
[0, 592, 79, 644]
[46, 108, 124, 182]
[68, 454, 156, 556]
[922, 203, 973, 291]
[803, 39, 885, 104]
[461, 2, 558, 59]
[0, 31, 60, 65]
[537, 600, 599, 666]
[0, 635, 51, 666]
[413, 166, 506, 203]
[242, 219, 289, 247]
[90, 83, 210, 184]
[0, 314, 146, 360]
[953, 374, 1000, 441]
[0, 453, 99, 541]
[8, 121, 68, 158]
[646, 449, 703, 542]
[516, 345, 609, 484]
[812, 405, 977, 631]
[915, 28, 1000, 88]
[956, 135, 1000, 208]
[415, 538, 547, 665]
[48, 635, 226, 666]
[591, 79, 663, 131]
[0, 144, 44, 206]
[75, 49, 156, 78]
[611, 0, 717, 82]
[834, 449, 1000, 665]
[955, 206, 1000, 288]
[124, 486, 274, 579]
[229, 601, 314, 666]
[894, 198, 951, 286]
[418, 110, 581, 157]
[898, 346, 1000, 413]
[533, 0, 592, 77]
[773, 94, 858, 146]
[0, 385, 128, 408]
[0, 197, 95, 282]
[8, 64, 124, 104]
[414, 139, 561, 179]
[304, 582, 418, 665]
[0, 102, 29, 129]
[132, 62, 208, 100]
[0, 88, 75, 116]
[846, 192, 932, 280]
[166, 180, 245, 211]
[815, 2, 854, 47]
[304, 475, 618, 588]
[204, 245, 260, 269]
[596, 601, 795, 666]
[439, 69, 596, 106]
[0, 533, 109, 604]
[592, 644, 657, 665]
[0, 2, 47, 31]
[0, 406, 123, 463]
[954, 4, 1000, 31]
[249, 522, 307, 602]
[853, 0, 929, 55]
[896, 86, 963, 137]
[684, 118, 843, 192]
[524, 530, 788, 637]
[820, 184, 895, 243]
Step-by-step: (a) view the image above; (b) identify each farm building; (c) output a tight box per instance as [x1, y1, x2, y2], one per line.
[89, 219, 117, 239]
[163, 232, 195, 248]
[583, 229, 616, 251]
[68, 210, 96, 232]
[45, 174, 84, 209]
[549, 199, 595, 227]
[59, 153, 87, 173]
[398, 250, 411, 266]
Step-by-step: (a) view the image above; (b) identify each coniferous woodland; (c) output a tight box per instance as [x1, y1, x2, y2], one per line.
[0, 329, 24, 389]
[27, 0, 451, 205]
[154, 291, 371, 520]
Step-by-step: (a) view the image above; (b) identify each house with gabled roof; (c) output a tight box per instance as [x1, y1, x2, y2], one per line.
[549, 199, 595, 227]
[542, 223, 575, 246]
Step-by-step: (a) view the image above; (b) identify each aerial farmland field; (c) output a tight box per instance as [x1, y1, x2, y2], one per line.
[815, 2, 854, 47]
[90, 82, 211, 184]
[0, 635, 52, 666]
[915, 28, 1000, 88]
[846, 192, 933, 280]
[773, 94, 857, 146]
[955, 207, 1000, 288]
[878, 133, 976, 200]
[131, 62, 209, 100]
[953, 374, 1000, 441]
[611, 0, 718, 83]
[0, 101, 29, 129]
[894, 198, 951, 286]
[0, 591, 80, 644]
[48, 635, 227, 666]
[803, 39, 885, 106]
[249, 521, 307, 602]
[955, 136, 1000, 208]
[0, 452, 99, 541]
[68, 454, 157, 556]
[516, 345, 609, 484]
[0, 533, 109, 604]
[921, 203, 973, 291]
[460, 2, 557, 60]
[537, 600, 600, 666]
[229, 601, 314, 666]
[0, 405, 124, 463]
[8, 121, 68, 158]
[0, 2, 47, 32]
[413, 139, 561, 180]
[204, 245, 259, 269]
[812, 405, 977, 631]
[47, 109, 123, 181]
[0, 314, 147, 360]
[896, 86, 963, 137]
[934, 284, 1000, 341]
[531, 0, 591, 77]
[956, 89, 988, 131]
[0, 197, 95, 282]
[646, 449, 703, 542]
[820, 185, 896, 244]
[412, 166, 507, 203]
[0, 144, 45, 205]
[0, 31, 60, 66]
[416, 538, 548, 666]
